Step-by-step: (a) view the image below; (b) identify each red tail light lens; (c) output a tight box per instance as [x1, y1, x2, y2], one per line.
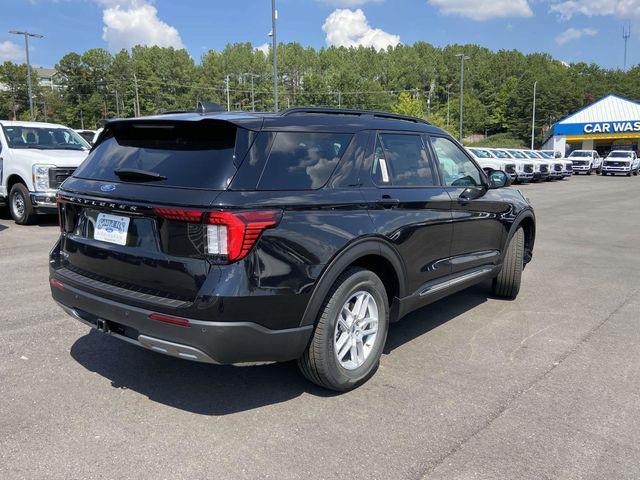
[148, 313, 191, 328]
[153, 208, 282, 263]
[50, 278, 65, 291]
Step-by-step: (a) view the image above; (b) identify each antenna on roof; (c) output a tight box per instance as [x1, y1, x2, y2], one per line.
[623, 22, 631, 71]
[197, 100, 226, 115]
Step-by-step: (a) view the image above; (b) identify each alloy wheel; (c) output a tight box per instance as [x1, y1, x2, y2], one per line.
[334, 291, 379, 370]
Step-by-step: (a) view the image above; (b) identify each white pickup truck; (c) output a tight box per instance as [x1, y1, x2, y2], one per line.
[601, 150, 640, 176]
[0, 121, 90, 224]
[567, 150, 603, 175]
[466, 147, 517, 182]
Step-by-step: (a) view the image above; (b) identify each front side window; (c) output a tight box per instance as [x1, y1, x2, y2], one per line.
[371, 133, 436, 187]
[431, 136, 482, 187]
[2, 126, 90, 151]
[258, 132, 352, 190]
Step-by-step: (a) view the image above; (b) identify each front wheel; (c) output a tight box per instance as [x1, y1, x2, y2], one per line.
[298, 267, 389, 391]
[586, 168, 592, 175]
[492, 227, 524, 300]
[9, 183, 36, 225]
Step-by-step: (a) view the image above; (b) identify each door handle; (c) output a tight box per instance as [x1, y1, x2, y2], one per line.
[377, 195, 400, 208]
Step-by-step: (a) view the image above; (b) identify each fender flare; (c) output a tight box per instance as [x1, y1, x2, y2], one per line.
[505, 208, 536, 259]
[299, 237, 407, 327]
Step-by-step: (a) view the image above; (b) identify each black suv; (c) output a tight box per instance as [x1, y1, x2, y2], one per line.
[49, 107, 535, 391]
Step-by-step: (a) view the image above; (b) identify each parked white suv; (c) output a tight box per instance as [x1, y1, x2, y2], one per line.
[601, 150, 640, 176]
[568, 150, 603, 175]
[466, 147, 517, 181]
[490, 149, 534, 183]
[0, 121, 90, 224]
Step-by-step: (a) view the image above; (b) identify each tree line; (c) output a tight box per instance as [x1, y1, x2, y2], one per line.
[1, 41, 638, 145]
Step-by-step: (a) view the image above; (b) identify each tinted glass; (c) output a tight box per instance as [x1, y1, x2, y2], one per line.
[372, 134, 435, 187]
[2, 126, 90, 150]
[507, 150, 527, 159]
[258, 132, 351, 190]
[491, 149, 510, 159]
[569, 151, 590, 157]
[470, 148, 492, 158]
[608, 151, 632, 158]
[431, 136, 482, 187]
[73, 122, 242, 189]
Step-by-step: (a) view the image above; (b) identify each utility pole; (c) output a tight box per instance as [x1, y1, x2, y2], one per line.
[531, 80, 538, 150]
[623, 23, 631, 71]
[133, 73, 140, 116]
[270, 0, 279, 112]
[225, 74, 231, 111]
[115, 90, 120, 117]
[250, 74, 255, 112]
[337, 91, 342, 108]
[446, 84, 451, 128]
[455, 54, 470, 143]
[9, 30, 43, 121]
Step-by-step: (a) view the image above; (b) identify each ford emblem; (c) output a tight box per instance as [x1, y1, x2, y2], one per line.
[101, 184, 116, 192]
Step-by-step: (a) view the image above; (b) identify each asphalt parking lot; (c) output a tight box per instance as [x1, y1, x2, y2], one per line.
[1, 175, 640, 480]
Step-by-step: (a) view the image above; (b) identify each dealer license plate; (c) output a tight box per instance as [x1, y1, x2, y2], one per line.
[94, 213, 130, 246]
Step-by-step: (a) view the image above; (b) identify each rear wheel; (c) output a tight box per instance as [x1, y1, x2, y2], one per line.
[492, 227, 524, 300]
[9, 183, 36, 225]
[298, 267, 389, 391]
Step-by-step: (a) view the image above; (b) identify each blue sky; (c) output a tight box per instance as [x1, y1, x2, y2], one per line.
[0, 0, 638, 69]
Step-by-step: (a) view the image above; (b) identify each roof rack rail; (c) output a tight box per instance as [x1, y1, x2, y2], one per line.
[279, 107, 431, 125]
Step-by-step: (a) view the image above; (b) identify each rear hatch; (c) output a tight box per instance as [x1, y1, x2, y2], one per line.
[55, 119, 256, 304]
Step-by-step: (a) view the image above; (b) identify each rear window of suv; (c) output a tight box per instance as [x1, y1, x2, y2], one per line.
[73, 121, 248, 190]
[257, 132, 352, 190]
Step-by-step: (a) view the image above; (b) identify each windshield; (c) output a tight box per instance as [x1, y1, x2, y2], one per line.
[2, 125, 90, 151]
[469, 148, 492, 158]
[523, 151, 540, 158]
[490, 149, 510, 159]
[538, 151, 553, 159]
[569, 151, 591, 158]
[608, 151, 632, 158]
[507, 150, 527, 159]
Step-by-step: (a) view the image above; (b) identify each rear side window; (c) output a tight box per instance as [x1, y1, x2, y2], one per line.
[257, 132, 352, 190]
[372, 133, 436, 187]
[73, 121, 246, 189]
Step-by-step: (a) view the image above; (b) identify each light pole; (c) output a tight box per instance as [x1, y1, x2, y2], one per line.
[531, 81, 538, 150]
[9, 30, 43, 121]
[455, 54, 469, 143]
[225, 75, 231, 111]
[269, 0, 279, 112]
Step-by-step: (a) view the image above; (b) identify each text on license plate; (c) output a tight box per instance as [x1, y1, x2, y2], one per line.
[94, 213, 130, 246]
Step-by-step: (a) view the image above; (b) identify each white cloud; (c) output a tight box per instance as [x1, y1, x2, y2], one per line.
[549, 0, 640, 21]
[318, 0, 384, 5]
[322, 8, 400, 50]
[255, 43, 270, 55]
[555, 27, 598, 45]
[428, 0, 533, 21]
[99, 0, 184, 52]
[0, 41, 23, 62]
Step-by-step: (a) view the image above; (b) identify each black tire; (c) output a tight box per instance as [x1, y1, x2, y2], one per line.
[492, 227, 524, 300]
[9, 183, 36, 225]
[297, 267, 389, 392]
[586, 168, 592, 175]
[602, 172, 607, 176]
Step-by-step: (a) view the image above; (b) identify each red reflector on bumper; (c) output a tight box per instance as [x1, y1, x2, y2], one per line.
[148, 313, 191, 328]
[50, 278, 64, 291]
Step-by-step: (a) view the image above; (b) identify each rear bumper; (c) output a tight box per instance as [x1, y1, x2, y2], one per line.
[51, 277, 313, 364]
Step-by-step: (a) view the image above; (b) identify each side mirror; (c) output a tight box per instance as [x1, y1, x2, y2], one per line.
[488, 170, 510, 189]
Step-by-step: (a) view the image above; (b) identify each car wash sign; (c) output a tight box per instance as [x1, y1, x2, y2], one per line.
[555, 121, 640, 136]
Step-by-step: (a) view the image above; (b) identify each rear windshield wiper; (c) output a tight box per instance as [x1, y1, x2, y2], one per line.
[114, 168, 167, 181]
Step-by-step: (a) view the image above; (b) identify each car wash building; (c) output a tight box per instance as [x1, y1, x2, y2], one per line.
[543, 94, 640, 156]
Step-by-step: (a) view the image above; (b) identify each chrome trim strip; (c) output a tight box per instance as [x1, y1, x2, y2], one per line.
[419, 266, 495, 297]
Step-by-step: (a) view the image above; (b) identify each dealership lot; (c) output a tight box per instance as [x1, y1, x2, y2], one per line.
[1, 176, 640, 479]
